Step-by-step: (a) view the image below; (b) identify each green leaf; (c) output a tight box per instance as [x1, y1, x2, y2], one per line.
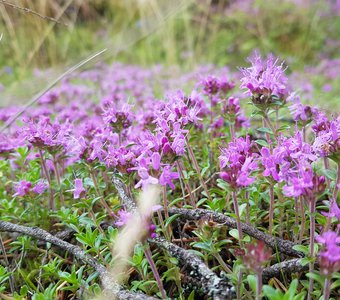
[257, 127, 274, 135]
[255, 139, 269, 147]
[277, 125, 291, 132]
[165, 214, 180, 228]
[192, 242, 212, 252]
[285, 279, 298, 299]
[292, 245, 309, 254]
[263, 285, 283, 300]
[229, 229, 240, 240]
[188, 290, 195, 300]
[247, 274, 257, 293]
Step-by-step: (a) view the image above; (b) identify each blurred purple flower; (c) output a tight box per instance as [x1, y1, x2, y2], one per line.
[73, 179, 86, 199]
[13, 180, 32, 197]
[32, 181, 48, 194]
[115, 209, 132, 227]
[316, 231, 340, 276]
[159, 165, 179, 189]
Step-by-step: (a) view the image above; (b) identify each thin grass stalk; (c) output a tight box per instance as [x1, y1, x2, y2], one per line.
[52, 155, 64, 206]
[268, 184, 275, 235]
[162, 186, 173, 240]
[256, 269, 263, 300]
[39, 149, 55, 210]
[232, 190, 243, 248]
[214, 252, 232, 274]
[323, 163, 340, 233]
[144, 243, 167, 299]
[90, 170, 115, 218]
[298, 197, 306, 243]
[307, 197, 316, 300]
[176, 160, 195, 206]
[323, 277, 331, 300]
[294, 197, 299, 242]
[245, 191, 250, 225]
[186, 137, 212, 201]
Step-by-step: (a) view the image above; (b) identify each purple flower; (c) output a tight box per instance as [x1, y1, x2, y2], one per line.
[240, 51, 288, 104]
[115, 209, 132, 227]
[312, 115, 340, 162]
[316, 231, 340, 275]
[159, 165, 179, 189]
[323, 201, 340, 221]
[219, 136, 258, 189]
[288, 94, 317, 123]
[32, 181, 48, 194]
[73, 179, 86, 199]
[13, 180, 32, 197]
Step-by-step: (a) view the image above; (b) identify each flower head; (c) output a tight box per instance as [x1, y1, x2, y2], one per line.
[73, 179, 86, 199]
[316, 231, 340, 276]
[115, 209, 132, 227]
[219, 136, 258, 189]
[240, 51, 288, 106]
[13, 180, 32, 197]
[243, 240, 271, 273]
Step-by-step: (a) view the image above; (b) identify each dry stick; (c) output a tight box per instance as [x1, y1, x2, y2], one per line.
[112, 175, 138, 212]
[262, 258, 308, 283]
[0, 220, 155, 300]
[168, 208, 303, 258]
[0, 0, 68, 26]
[149, 236, 235, 300]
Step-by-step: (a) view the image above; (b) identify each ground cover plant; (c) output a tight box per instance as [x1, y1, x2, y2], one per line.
[0, 49, 339, 300]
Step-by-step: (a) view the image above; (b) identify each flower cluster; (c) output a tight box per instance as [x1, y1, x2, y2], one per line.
[243, 240, 271, 273]
[316, 231, 340, 276]
[219, 136, 258, 189]
[240, 52, 288, 106]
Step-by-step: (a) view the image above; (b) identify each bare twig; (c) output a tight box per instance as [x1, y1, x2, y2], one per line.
[168, 208, 304, 258]
[150, 236, 235, 300]
[0, 0, 68, 26]
[112, 177, 235, 299]
[262, 258, 309, 283]
[0, 220, 155, 300]
[112, 175, 138, 212]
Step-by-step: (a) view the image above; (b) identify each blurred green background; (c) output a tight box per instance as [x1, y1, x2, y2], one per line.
[0, 0, 339, 106]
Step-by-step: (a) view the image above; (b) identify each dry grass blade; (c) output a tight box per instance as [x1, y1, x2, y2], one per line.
[0, 48, 107, 133]
[0, 0, 68, 26]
